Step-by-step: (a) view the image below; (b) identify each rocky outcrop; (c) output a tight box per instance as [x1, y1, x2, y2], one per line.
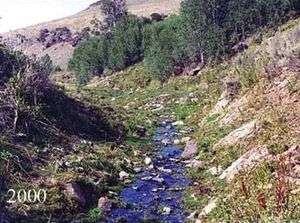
[213, 120, 260, 149]
[37, 27, 82, 48]
[219, 146, 270, 181]
[211, 92, 231, 115]
[181, 140, 198, 160]
[98, 196, 112, 213]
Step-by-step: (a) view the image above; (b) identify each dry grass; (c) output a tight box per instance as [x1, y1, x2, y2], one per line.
[1, 0, 181, 38]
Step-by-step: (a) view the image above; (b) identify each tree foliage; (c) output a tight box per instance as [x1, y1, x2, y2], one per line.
[143, 16, 189, 80]
[69, 15, 144, 83]
[71, 0, 298, 83]
[68, 37, 108, 85]
[107, 15, 144, 71]
[181, 0, 227, 58]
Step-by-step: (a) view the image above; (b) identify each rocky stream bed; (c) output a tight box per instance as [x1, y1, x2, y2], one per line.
[106, 121, 191, 223]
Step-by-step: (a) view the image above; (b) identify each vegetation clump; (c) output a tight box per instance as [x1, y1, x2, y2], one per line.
[69, 0, 299, 84]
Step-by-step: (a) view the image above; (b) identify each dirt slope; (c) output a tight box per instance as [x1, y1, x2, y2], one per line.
[0, 0, 181, 69]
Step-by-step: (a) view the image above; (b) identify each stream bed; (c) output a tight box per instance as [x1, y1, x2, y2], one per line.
[106, 121, 191, 223]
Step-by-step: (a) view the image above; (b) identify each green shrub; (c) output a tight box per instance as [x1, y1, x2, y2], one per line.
[68, 37, 108, 85]
[181, 0, 227, 58]
[225, 0, 293, 44]
[87, 208, 102, 223]
[143, 15, 189, 80]
[107, 15, 144, 71]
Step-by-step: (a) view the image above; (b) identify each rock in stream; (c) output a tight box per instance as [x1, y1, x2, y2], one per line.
[106, 121, 191, 223]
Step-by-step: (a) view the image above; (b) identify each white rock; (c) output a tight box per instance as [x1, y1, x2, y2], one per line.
[144, 157, 152, 165]
[187, 211, 199, 220]
[152, 176, 164, 183]
[148, 164, 154, 170]
[181, 136, 191, 143]
[208, 166, 223, 176]
[162, 207, 171, 215]
[162, 138, 170, 145]
[181, 140, 198, 160]
[119, 171, 130, 180]
[158, 167, 172, 174]
[98, 197, 112, 212]
[200, 198, 218, 217]
[134, 167, 142, 173]
[186, 159, 205, 170]
[211, 92, 230, 115]
[172, 120, 184, 126]
[141, 176, 152, 181]
[174, 139, 181, 145]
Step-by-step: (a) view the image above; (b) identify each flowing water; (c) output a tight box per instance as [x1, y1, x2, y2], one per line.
[106, 121, 191, 223]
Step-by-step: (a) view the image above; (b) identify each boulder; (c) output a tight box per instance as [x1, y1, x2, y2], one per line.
[98, 196, 112, 213]
[172, 120, 184, 126]
[64, 182, 86, 206]
[198, 198, 218, 219]
[181, 140, 198, 160]
[181, 136, 191, 143]
[211, 92, 231, 115]
[144, 157, 152, 165]
[186, 159, 205, 170]
[208, 166, 223, 176]
[119, 171, 130, 180]
[150, 13, 166, 22]
[219, 146, 270, 181]
[162, 206, 171, 215]
[213, 120, 260, 149]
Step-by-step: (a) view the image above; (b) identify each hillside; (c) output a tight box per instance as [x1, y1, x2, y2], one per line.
[0, 0, 181, 69]
[1, 0, 181, 38]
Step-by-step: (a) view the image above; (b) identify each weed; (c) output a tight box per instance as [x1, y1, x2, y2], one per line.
[87, 208, 102, 223]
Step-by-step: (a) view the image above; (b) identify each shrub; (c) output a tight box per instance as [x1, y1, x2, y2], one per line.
[143, 15, 189, 80]
[181, 0, 227, 59]
[0, 46, 26, 84]
[224, 0, 293, 44]
[68, 37, 108, 85]
[107, 15, 144, 71]
[0, 49, 53, 135]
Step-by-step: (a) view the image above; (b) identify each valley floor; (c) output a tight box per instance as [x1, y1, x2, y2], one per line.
[2, 17, 299, 223]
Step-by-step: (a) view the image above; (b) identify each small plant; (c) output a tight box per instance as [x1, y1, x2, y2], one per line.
[87, 208, 103, 223]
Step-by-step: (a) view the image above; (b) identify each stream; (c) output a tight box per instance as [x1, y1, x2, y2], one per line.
[106, 121, 191, 223]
